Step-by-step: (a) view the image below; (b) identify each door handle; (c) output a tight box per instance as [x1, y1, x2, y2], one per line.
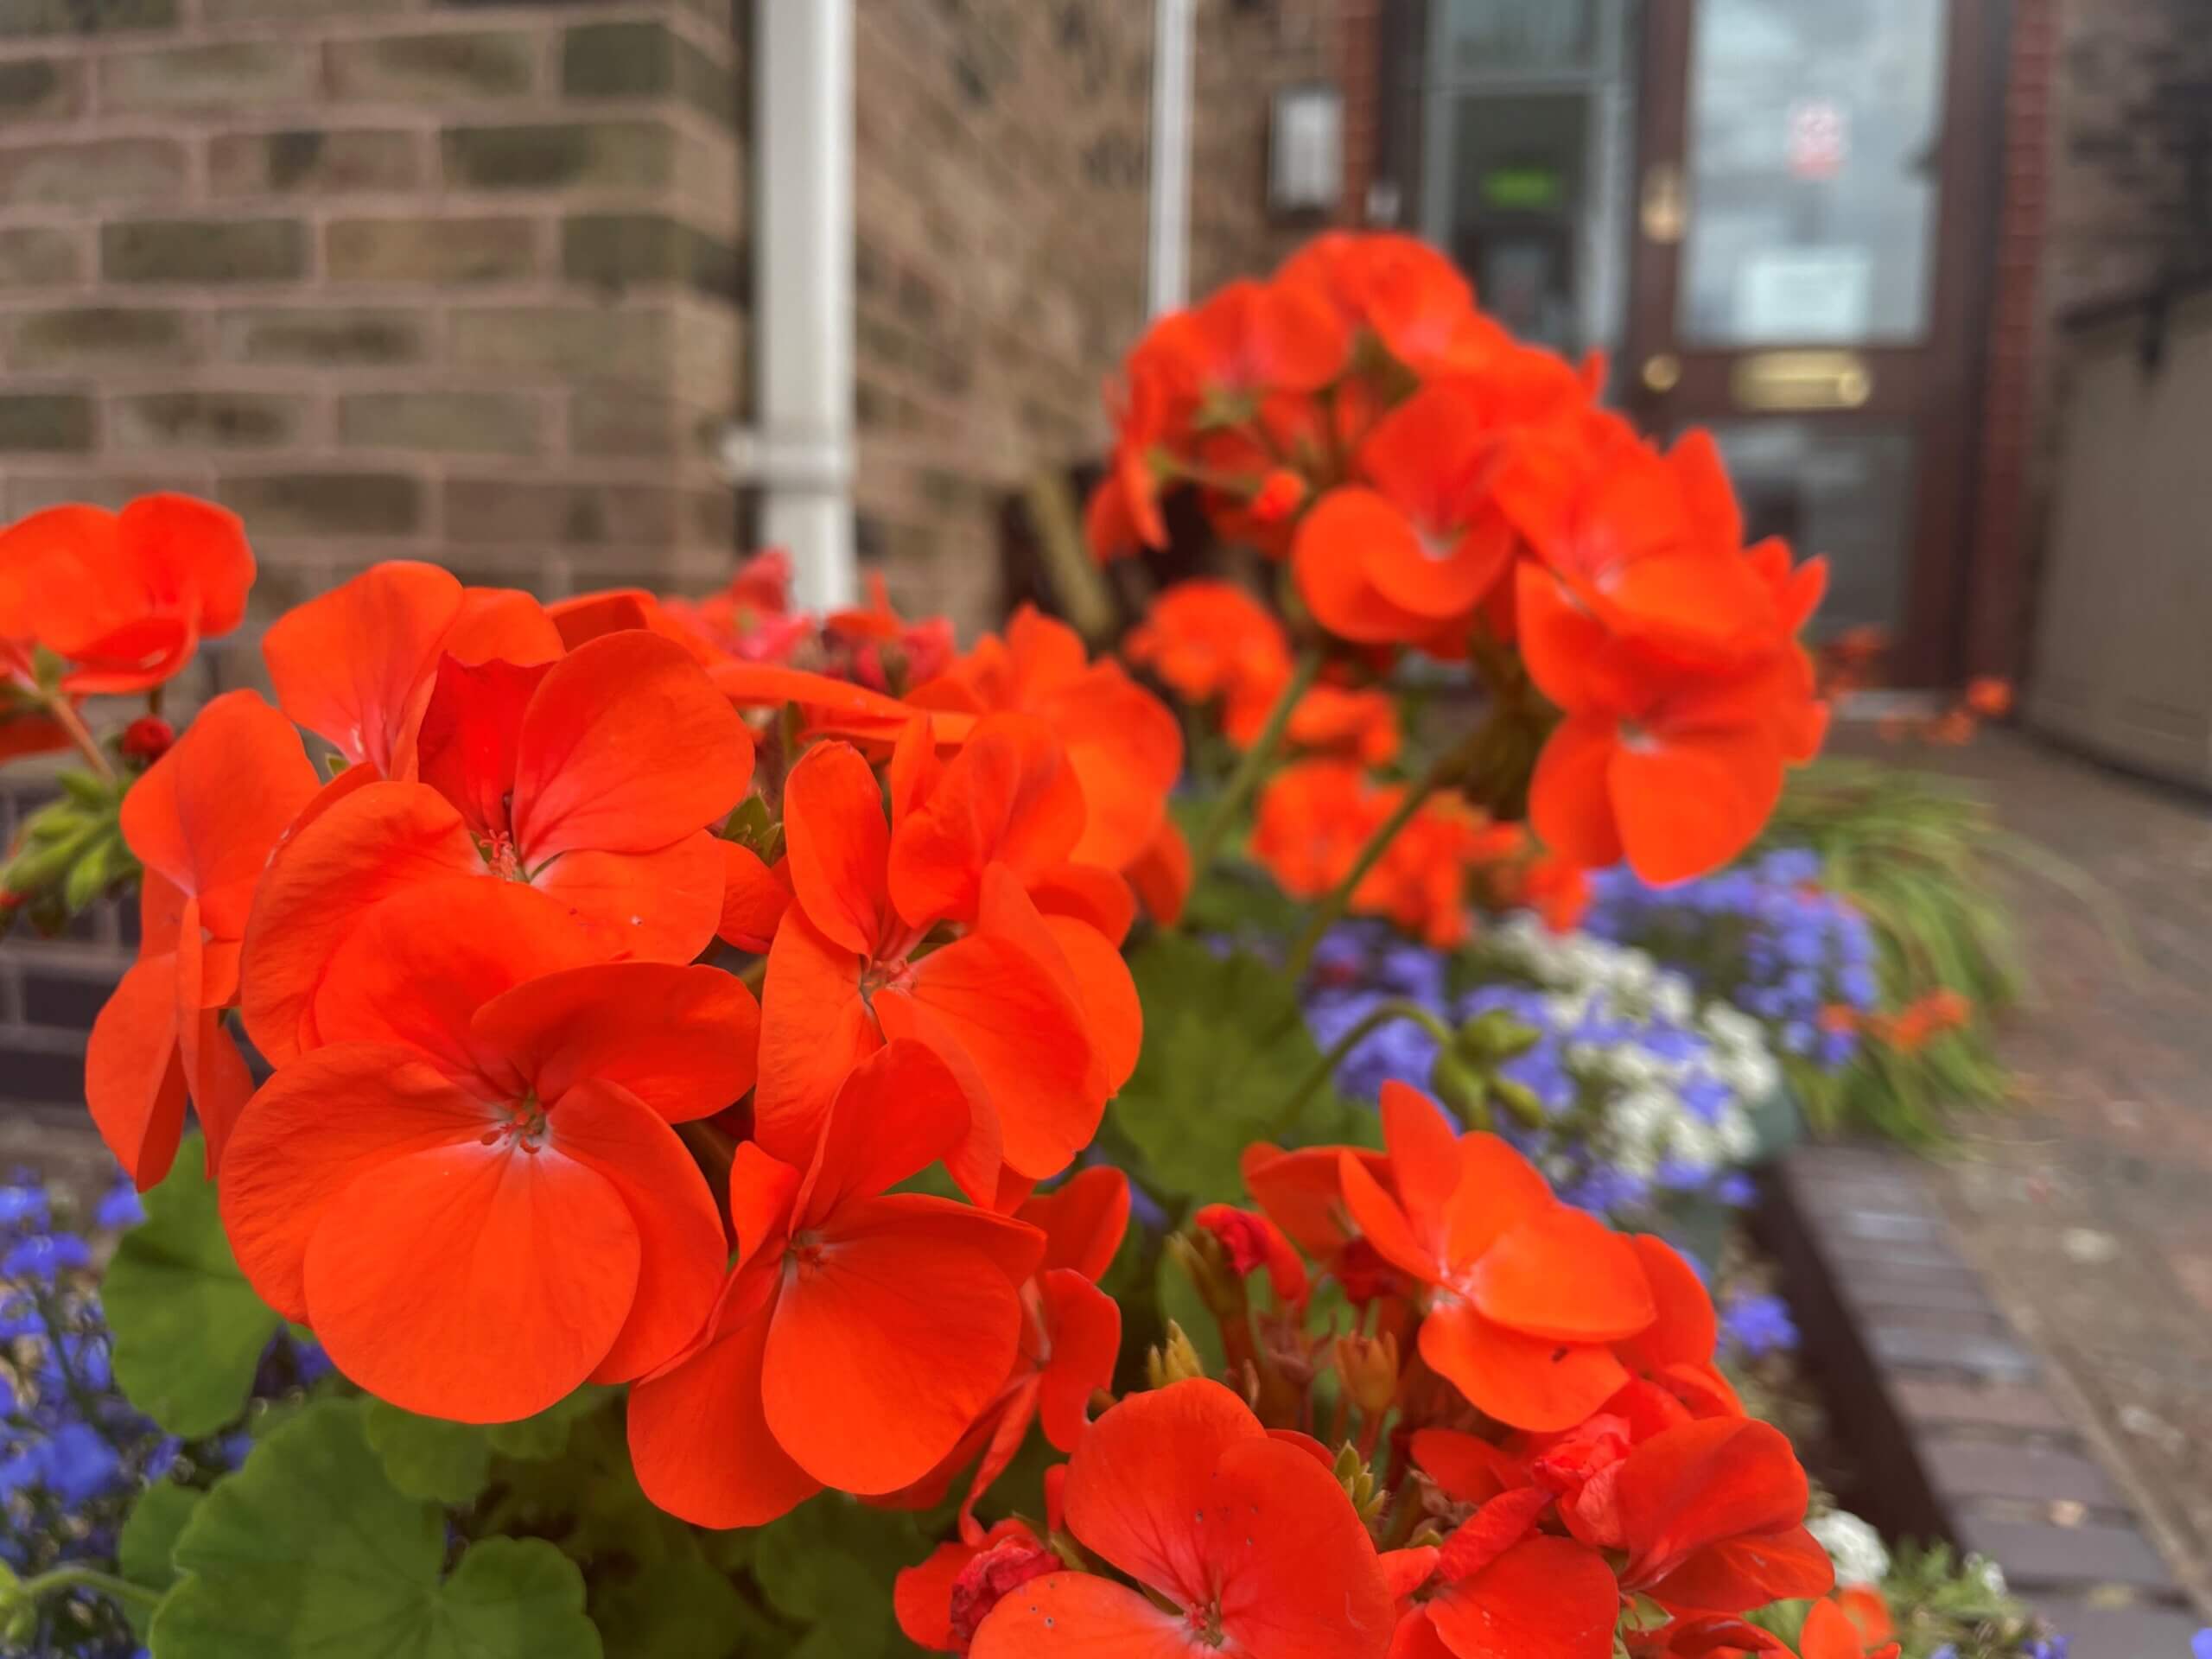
[1641, 353, 1682, 393]
[1641, 163, 1686, 245]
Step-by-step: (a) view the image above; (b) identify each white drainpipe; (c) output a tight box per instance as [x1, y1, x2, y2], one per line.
[723, 0, 857, 611]
[1148, 0, 1197, 318]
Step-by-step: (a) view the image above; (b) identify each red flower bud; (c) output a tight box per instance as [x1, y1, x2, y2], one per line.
[120, 716, 175, 765]
[948, 1533, 1060, 1651]
[1249, 467, 1308, 525]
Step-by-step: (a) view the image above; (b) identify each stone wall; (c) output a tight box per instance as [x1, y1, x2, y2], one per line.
[849, 0, 1355, 633]
[0, 0, 747, 1116]
[1975, 0, 2212, 677]
[0, 0, 747, 679]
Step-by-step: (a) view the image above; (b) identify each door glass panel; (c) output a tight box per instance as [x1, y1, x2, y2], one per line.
[1681, 0, 1948, 346]
[1707, 423, 1917, 637]
[1441, 92, 1590, 351]
[1440, 0, 1597, 74]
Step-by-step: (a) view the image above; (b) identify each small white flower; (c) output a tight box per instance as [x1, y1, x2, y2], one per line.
[1808, 1510, 1891, 1587]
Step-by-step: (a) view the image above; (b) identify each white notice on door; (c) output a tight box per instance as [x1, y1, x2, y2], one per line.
[1736, 249, 1873, 343]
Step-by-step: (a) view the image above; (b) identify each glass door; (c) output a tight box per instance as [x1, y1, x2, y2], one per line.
[1626, 0, 1998, 681]
[1417, 0, 1638, 362]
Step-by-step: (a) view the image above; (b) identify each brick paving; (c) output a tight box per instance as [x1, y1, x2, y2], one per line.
[1868, 727, 2212, 1619]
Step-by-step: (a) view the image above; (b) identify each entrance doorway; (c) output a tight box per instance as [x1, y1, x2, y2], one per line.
[1396, 0, 2000, 680]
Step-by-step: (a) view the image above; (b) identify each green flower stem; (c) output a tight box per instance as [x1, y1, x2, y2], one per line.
[1182, 646, 1325, 897]
[1282, 738, 1477, 979]
[1279, 997, 1454, 1122]
[10, 1564, 164, 1611]
[42, 694, 115, 783]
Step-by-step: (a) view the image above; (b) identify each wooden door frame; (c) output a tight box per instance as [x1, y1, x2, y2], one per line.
[1624, 0, 2005, 685]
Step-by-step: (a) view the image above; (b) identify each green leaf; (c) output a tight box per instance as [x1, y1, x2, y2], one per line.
[484, 1385, 612, 1460]
[592, 1555, 752, 1659]
[150, 1399, 601, 1659]
[118, 1481, 203, 1635]
[105, 1131, 281, 1438]
[1111, 937, 1362, 1202]
[365, 1402, 493, 1506]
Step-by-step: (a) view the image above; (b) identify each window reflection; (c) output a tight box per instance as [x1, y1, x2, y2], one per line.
[1707, 422, 1917, 636]
[1681, 0, 1948, 346]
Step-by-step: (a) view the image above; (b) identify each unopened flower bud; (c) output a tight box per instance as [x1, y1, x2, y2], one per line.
[1249, 468, 1308, 524]
[1428, 1052, 1494, 1131]
[1146, 1320, 1207, 1389]
[119, 715, 175, 765]
[1332, 1331, 1400, 1416]
[948, 1533, 1060, 1651]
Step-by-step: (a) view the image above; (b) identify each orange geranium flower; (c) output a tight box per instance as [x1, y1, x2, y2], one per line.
[1123, 580, 1293, 747]
[240, 629, 753, 1065]
[1251, 759, 1381, 898]
[1293, 385, 1519, 642]
[755, 728, 1136, 1197]
[0, 493, 254, 696]
[262, 560, 563, 779]
[1338, 1084, 1657, 1431]
[627, 1040, 1045, 1527]
[1288, 682, 1400, 766]
[219, 880, 757, 1422]
[898, 1518, 1061, 1655]
[887, 1164, 1129, 1534]
[1353, 787, 1487, 948]
[969, 1379, 1397, 1659]
[86, 692, 317, 1188]
[913, 607, 1183, 874]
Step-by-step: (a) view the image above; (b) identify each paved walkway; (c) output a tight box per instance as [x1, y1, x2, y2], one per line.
[1870, 728, 2212, 1615]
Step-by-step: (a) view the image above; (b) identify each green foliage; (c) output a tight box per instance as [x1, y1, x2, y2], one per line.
[150, 1398, 601, 1659]
[1878, 1541, 2065, 1659]
[1760, 760, 2044, 1143]
[104, 1132, 283, 1438]
[744, 1495, 948, 1657]
[365, 1402, 493, 1506]
[0, 770, 140, 940]
[1109, 935, 1375, 1206]
[117, 1482, 203, 1635]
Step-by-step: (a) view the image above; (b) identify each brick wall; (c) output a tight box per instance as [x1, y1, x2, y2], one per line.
[1977, 0, 2212, 678]
[849, 0, 1351, 633]
[0, 0, 747, 671]
[0, 0, 747, 1115]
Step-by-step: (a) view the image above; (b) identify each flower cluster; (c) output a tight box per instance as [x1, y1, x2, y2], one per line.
[896, 1083, 1851, 1659]
[1582, 849, 1879, 1069]
[1092, 231, 1828, 886]
[40, 531, 1186, 1553]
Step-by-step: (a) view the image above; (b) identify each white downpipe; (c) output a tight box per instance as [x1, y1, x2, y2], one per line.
[737, 0, 857, 611]
[1147, 0, 1196, 318]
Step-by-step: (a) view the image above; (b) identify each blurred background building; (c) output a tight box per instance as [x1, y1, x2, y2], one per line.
[3, 0, 2211, 1097]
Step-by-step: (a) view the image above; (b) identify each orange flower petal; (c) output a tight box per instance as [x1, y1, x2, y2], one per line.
[218, 1045, 482, 1320]
[85, 955, 187, 1192]
[904, 931, 1097, 1182]
[1339, 1147, 1440, 1286]
[626, 1268, 824, 1529]
[761, 1195, 1029, 1495]
[302, 1132, 640, 1422]
[262, 561, 461, 774]
[1380, 1082, 1462, 1259]
[1409, 1428, 1529, 1507]
[753, 909, 885, 1167]
[1419, 1300, 1628, 1433]
[795, 1039, 970, 1223]
[1019, 1165, 1131, 1281]
[512, 631, 755, 859]
[1529, 714, 1626, 873]
[1617, 1234, 1719, 1375]
[1444, 1135, 1554, 1268]
[1425, 1534, 1618, 1659]
[238, 780, 480, 1065]
[548, 1078, 726, 1386]
[716, 842, 792, 952]
[890, 715, 1086, 927]
[1611, 724, 1783, 886]
[310, 878, 597, 1079]
[118, 690, 317, 939]
[1617, 1418, 1815, 1592]
[970, 1573, 1205, 1659]
[1469, 1206, 1656, 1344]
[529, 830, 728, 964]
[1036, 1269, 1120, 1452]
[1024, 861, 1136, 947]
[469, 962, 759, 1124]
[1647, 1526, 1835, 1617]
[781, 739, 892, 956]
[1126, 816, 1192, 926]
